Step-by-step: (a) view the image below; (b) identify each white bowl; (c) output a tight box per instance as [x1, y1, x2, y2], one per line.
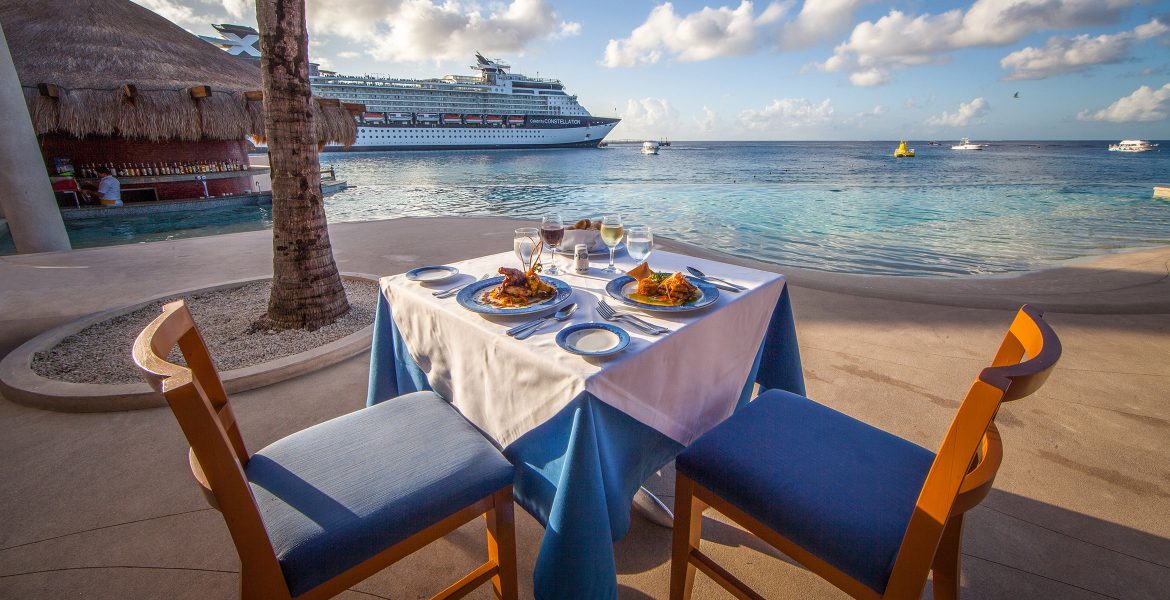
[562, 229, 601, 251]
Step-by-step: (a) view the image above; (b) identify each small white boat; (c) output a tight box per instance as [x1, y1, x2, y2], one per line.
[1108, 139, 1158, 152]
[641, 141, 660, 155]
[951, 137, 984, 150]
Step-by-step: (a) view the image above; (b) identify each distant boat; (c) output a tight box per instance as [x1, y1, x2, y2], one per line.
[1108, 140, 1158, 152]
[641, 141, 660, 155]
[928, 141, 941, 146]
[952, 137, 984, 150]
[894, 140, 915, 157]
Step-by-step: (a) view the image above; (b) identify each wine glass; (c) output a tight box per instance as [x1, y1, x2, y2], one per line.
[599, 215, 625, 273]
[514, 227, 539, 271]
[626, 226, 652, 263]
[540, 214, 565, 275]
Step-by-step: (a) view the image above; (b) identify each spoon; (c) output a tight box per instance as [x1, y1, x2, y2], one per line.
[685, 266, 747, 292]
[512, 303, 577, 340]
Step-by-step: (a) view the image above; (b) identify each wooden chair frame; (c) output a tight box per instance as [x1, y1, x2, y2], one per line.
[670, 304, 1061, 600]
[134, 300, 518, 600]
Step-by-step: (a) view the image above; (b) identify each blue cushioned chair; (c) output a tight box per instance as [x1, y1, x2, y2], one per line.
[670, 305, 1061, 600]
[134, 300, 518, 600]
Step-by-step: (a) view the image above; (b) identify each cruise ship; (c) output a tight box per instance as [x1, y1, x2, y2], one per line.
[200, 26, 619, 151]
[311, 53, 620, 151]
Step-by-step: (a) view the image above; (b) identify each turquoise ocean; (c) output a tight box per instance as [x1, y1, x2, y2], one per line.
[12, 141, 1170, 277]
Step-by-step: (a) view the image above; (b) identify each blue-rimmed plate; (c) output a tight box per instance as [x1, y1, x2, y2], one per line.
[605, 275, 719, 313]
[406, 265, 459, 284]
[456, 276, 573, 316]
[556, 322, 630, 356]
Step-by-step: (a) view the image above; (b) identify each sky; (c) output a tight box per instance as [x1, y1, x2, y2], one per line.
[136, 0, 1170, 140]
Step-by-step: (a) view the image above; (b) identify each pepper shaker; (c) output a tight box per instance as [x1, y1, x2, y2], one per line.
[573, 244, 590, 273]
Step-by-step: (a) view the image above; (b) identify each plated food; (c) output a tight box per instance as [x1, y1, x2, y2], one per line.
[605, 264, 718, 313]
[625, 263, 702, 306]
[484, 267, 557, 308]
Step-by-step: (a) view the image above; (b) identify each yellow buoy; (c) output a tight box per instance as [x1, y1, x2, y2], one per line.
[894, 140, 915, 157]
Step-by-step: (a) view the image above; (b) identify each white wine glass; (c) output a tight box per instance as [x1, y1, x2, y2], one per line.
[514, 227, 539, 271]
[626, 226, 653, 263]
[599, 215, 625, 273]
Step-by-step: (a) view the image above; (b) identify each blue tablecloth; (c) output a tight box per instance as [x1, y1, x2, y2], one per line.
[367, 283, 804, 599]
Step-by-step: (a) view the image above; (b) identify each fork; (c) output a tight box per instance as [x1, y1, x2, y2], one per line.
[433, 274, 489, 298]
[596, 300, 668, 335]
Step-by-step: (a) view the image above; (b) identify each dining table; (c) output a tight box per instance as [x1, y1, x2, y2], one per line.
[366, 249, 805, 599]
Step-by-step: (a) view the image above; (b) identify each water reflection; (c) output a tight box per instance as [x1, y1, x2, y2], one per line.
[6, 142, 1164, 276]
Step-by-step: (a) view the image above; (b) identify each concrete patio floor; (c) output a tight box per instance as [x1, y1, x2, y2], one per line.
[1, 217, 1168, 599]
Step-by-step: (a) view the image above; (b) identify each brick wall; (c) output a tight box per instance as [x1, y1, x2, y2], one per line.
[39, 135, 252, 201]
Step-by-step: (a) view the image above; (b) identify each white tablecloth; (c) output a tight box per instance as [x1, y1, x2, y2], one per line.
[382, 250, 785, 447]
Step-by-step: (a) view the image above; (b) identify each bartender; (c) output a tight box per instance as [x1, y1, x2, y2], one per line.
[90, 166, 122, 206]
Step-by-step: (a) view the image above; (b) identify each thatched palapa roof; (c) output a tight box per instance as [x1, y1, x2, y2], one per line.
[0, 0, 357, 145]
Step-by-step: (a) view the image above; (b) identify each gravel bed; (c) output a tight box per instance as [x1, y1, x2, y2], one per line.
[31, 279, 378, 385]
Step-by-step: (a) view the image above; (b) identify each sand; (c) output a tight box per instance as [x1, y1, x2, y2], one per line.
[30, 279, 377, 385]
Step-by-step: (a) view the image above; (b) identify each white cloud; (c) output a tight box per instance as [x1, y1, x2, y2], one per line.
[926, 97, 991, 127]
[772, 0, 871, 51]
[304, 0, 577, 63]
[557, 21, 582, 38]
[613, 98, 680, 137]
[602, 1, 763, 67]
[738, 97, 834, 130]
[336, 50, 361, 59]
[903, 95, 935, 109]
[821, 0, 1144, 86]
[602, 0, 868, 68]
[218, 0, 253, 20]
[1000, 19, 1169, 80]
[132, 0, 203, 30]
[1077, 83, 1170, 122]
[695, 106, 718, 132]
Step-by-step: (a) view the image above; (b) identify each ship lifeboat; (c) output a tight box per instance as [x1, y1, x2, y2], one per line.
[441, 113, 462, 125]
[507, 115, 525, 125]
[387, 112, 413, 122]
[894, 140, 915, 158]
[362, 112, 387, 124]
[415, 113, 440, 123]
[485, 115, 504, 125]
[464, 114, 484, 125]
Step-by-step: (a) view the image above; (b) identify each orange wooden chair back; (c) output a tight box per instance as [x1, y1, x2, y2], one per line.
[135, 300, 519, 600]
[133, 300, 290, 594]
[885, 304, 1062, 597]
[672, 304, 1061, 600]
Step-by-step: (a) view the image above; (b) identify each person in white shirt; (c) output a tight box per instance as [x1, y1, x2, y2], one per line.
[94, 166, 122, 206]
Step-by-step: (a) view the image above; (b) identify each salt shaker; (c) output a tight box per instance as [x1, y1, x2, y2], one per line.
[573, 244, 590, 273]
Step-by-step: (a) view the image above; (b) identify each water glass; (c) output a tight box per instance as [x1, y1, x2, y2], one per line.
[514, 227, 539, 271]
[541, 214, 565, 275]
[599, 215, 624, 273]
[626, 226, 653, 263]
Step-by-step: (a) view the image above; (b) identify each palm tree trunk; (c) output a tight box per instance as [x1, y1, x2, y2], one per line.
[255, 0, 349, 330]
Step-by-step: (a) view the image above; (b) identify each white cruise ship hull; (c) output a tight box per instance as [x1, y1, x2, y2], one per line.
[323, 117, 620, 152]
